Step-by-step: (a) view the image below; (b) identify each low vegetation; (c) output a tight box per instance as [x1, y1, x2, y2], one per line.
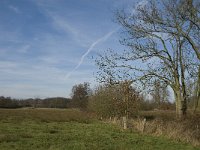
[0, 108, 199, 150]
[131, 111, 200, 146]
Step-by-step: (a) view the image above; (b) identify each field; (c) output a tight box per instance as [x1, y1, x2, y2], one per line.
[0, 109, 199, 150]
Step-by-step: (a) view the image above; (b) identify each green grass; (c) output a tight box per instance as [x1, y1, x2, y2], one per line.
[0, 109, 199, 150]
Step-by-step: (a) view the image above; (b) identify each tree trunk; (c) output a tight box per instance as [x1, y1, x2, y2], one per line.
[174, 55, 186, 119]
[174, 86, 185, 118]
[174, 90, 181, 118]
[179, 46, 187, 116]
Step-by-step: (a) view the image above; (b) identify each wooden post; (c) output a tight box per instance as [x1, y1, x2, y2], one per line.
[113, 117, 117, 124]
[142, 118, 146, 133]
[109, 116, 112, 122]
[122, 116, 127, 129]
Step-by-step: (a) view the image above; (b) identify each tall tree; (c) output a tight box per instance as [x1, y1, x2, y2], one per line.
[177, 0, 200, 112]
[95, 0, 199, 118]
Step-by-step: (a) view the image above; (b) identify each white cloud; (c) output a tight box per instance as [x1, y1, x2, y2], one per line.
[50, 15, 90, 47]
[34, 1, 92, 47]
[18, 44, 31, 53]
[0, 61, 18, 69]
[39, 56, 60, 64]
[1, 0, 135, 98]
[0, 30, 21, 43]
[8, 5, 21, 14]
[0, 60, 96, 98]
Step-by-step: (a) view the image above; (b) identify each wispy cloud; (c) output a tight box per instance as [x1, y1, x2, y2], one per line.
[1, 0, 135, 98]
[18, 44, 31, 53]
[34, 1, 91, 47]
[0, 60, 95, 98]
[50, 15, 90, 47]
[65, 28, 119, 79]
[8, 5, 21, 14]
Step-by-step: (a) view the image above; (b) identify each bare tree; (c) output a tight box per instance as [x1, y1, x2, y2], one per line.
[95, 0, 199, 118]
[173, 0, 200, 112]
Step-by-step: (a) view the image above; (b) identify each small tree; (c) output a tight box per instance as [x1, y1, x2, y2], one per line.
[88, 85, 119, 118]
[88, 81, 141, 129]
[71, 82, 91, 109]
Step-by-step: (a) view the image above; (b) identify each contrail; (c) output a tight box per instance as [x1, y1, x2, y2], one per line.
[65, 28, 119, 79]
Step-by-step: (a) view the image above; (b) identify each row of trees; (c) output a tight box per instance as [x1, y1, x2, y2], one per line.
[95, 0, 200, 118]
[0, 96, 70, 108]
[0, 80, 173, 112]
[70, 81, 174, 111]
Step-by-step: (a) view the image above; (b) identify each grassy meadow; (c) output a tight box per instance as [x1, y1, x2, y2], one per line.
[0, 108, 199, 150]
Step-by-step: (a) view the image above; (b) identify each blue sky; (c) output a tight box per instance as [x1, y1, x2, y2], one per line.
[0, 0, 146, 98]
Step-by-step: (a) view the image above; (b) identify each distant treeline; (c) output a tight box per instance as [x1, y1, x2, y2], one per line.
[0, 96, 71, 108]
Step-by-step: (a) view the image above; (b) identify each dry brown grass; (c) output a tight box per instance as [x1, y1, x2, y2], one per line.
[130, 111, 200, 146]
